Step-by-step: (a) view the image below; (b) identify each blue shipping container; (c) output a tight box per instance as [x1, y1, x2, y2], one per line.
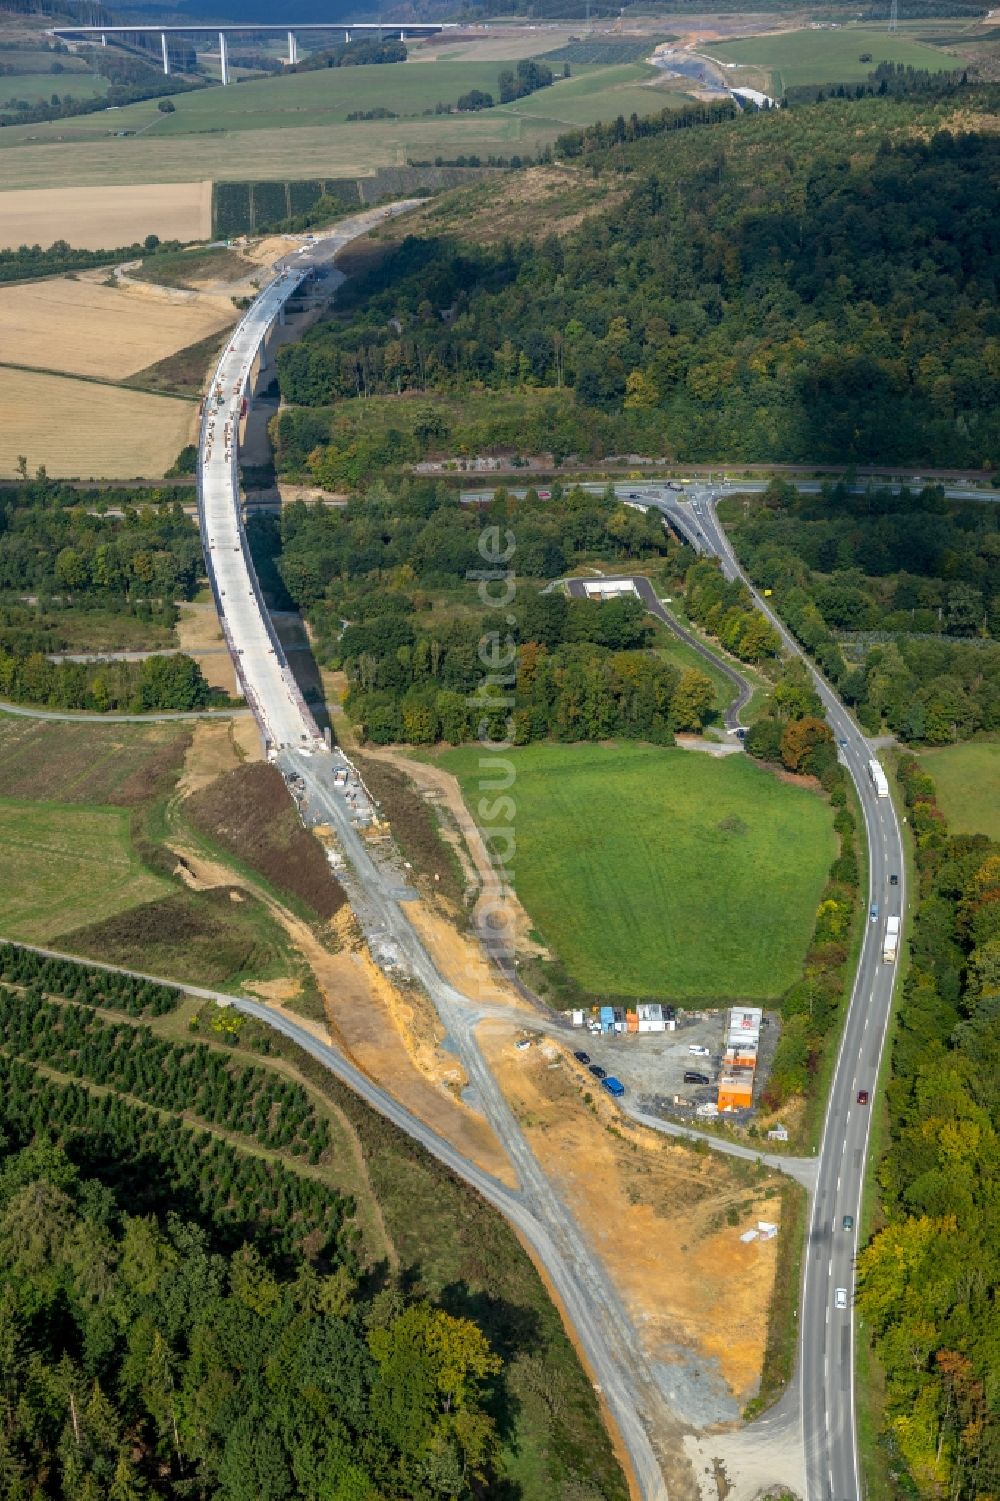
[602, 1076, 625, 1098]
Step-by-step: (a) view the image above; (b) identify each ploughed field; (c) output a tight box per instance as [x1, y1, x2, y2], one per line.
[443, 741, 836, 1002]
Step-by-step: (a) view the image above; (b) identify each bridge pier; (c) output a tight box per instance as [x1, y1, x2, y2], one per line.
[100, 30, 106, 45]
[286, 29, 297, 64]
[219, 30, 230, 85]
[160, 31, 170, 75]
[344, 28, 351, 43]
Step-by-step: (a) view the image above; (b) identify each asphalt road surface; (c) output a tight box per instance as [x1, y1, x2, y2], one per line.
[190, 211, 959, 1501]
[659, 482, 905, 1501]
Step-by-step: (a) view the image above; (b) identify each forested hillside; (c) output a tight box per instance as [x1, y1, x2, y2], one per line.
[276, 87, 1000, 473]
[0, 943, 626, 1500]
[858, 760, 1000, 1498]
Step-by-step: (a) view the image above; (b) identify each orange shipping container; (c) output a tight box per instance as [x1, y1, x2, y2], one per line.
[717, 1068, 754, 1112]
[626, 1010, 639, 1033]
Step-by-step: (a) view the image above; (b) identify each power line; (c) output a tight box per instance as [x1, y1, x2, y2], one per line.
[888, 0, 898, 33]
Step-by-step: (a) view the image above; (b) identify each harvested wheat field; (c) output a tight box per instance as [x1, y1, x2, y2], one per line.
[0, 181, 212, 251]
[0, 278, 235, 381]
[0, 368, 196, 479]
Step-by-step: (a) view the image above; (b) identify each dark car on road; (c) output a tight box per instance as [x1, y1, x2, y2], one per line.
[589, 1064, 607, 1080]
[890, 873, 898, 885]
[857, 1089, 870, 1105]
[683, 1070, 710, 1085]
[843, 1214, 854, 1231]
[574, 1051, 590, 1065]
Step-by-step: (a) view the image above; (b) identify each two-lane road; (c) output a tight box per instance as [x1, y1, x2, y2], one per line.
[664, 484, 905, 1501]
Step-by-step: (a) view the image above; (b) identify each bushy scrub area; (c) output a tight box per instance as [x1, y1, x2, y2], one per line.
[722, 482, 1000, 744]
[728, 657, 864, 1115]
[857, 759, 1000, 1500]
[273, 89, 1000, 471]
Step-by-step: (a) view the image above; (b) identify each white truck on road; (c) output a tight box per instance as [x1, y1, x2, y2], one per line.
[883, 915, 900, 963]
[868, 757, 889, 798]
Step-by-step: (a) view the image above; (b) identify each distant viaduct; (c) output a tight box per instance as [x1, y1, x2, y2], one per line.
[47, 21, 457, 85]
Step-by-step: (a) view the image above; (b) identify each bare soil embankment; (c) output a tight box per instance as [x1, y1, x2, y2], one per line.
[185, 761, 347, 921]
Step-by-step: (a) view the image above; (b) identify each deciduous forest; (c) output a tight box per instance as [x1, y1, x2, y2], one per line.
[0, 479, 213, 710]
[274, 89, 1000, 473]
[254, 482, 742, 744]
[723, 482, 1000, 743]
[858, 760, 1000, 1498]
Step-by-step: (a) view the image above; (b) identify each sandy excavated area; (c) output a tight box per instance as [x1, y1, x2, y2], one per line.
[0, 367, 196, 479]
[363, 745, 547, 966]
[176, 718, 263, 797]
[0, 181, 212, 252]
[0, 278, 235, 381]
[176, 602, 239, 695]
[479, 1018, 783, 1415]
[309, 908, 516, 1187]
[172, 726, 514, 1184]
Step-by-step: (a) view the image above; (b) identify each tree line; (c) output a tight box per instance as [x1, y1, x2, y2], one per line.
[0, 940, 179, 1014]
[286, 36, 407, 72]
[723, 657, 865, 1113]
[273, 102, 1000, 472]
[0, 646, 211, 713]
[857, 758, 1000, 1499]
[725, 483, 1000, 744]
